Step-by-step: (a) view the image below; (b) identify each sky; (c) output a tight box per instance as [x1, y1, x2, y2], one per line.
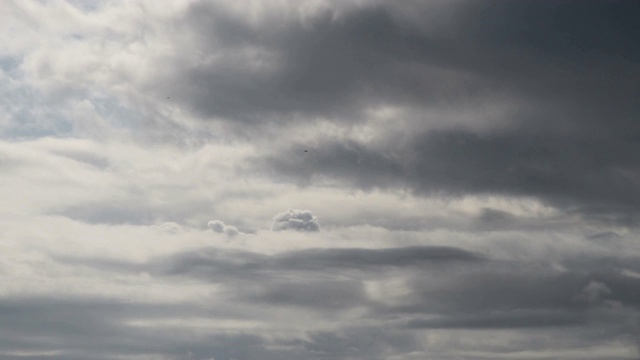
[1, 0, 640, 359]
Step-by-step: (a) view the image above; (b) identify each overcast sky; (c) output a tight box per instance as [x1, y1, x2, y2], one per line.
[1, 1, 640, 359]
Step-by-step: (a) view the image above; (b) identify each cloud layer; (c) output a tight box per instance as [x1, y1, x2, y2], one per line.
[1, 1, 639, 359]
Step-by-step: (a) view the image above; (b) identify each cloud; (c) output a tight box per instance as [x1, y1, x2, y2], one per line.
[573, 281, 612, 306]
[224, 0, 640, 227]
[247, 279, 367, 310]
[207, 220, 240, 237]
[159, 245, 484, 280]
[148, 1, 515, 132]
[271, 209, 320, 232]
[261, 126, 640, 225]
[156, 221, 183, 234]
[1, 1, 640, 359]
[406, 310, 585, 330]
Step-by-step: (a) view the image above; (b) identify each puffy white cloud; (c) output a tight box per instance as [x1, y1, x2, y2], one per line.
[271, 209, 320, 232]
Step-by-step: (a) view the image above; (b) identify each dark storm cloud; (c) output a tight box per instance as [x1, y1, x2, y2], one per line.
[207, 0, 640, 223]
[173, 0, 640, 128]
[166, 0, 640, 224]
[445, 1, 640, 139]
[264, 128, 640, 222]
[170, 1, 508, 123]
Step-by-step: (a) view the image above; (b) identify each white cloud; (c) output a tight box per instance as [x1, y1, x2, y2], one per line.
[271, 209, 320, 232]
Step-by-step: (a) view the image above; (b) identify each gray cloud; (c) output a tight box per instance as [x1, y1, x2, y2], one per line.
[275, 245, 483, 271]
[286, 327, 420, 360]
[164, 0, 640, 137]
[208, 219, 241, 237]
[3, 0, 640, 359]
[406, 310, 585, 330]
[573, 281, 613, 306]
[0, 295, 385, 360]
[170, 2, 477, 124]
[223, 0, 640, 226]
[155, 245, 640, 327]
[263, 127, 640, 225]
[159, 245, 483, 282]
[247, 279, 367, 310]
[0, 298, 190, 360]
[52, 196, 220, 226]
[271, 209, 320, 232]
[23, 244, 640, 359]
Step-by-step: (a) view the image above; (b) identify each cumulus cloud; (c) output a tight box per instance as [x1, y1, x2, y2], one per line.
[271, 209, 320, 232]
[208, 219, 240, 237]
